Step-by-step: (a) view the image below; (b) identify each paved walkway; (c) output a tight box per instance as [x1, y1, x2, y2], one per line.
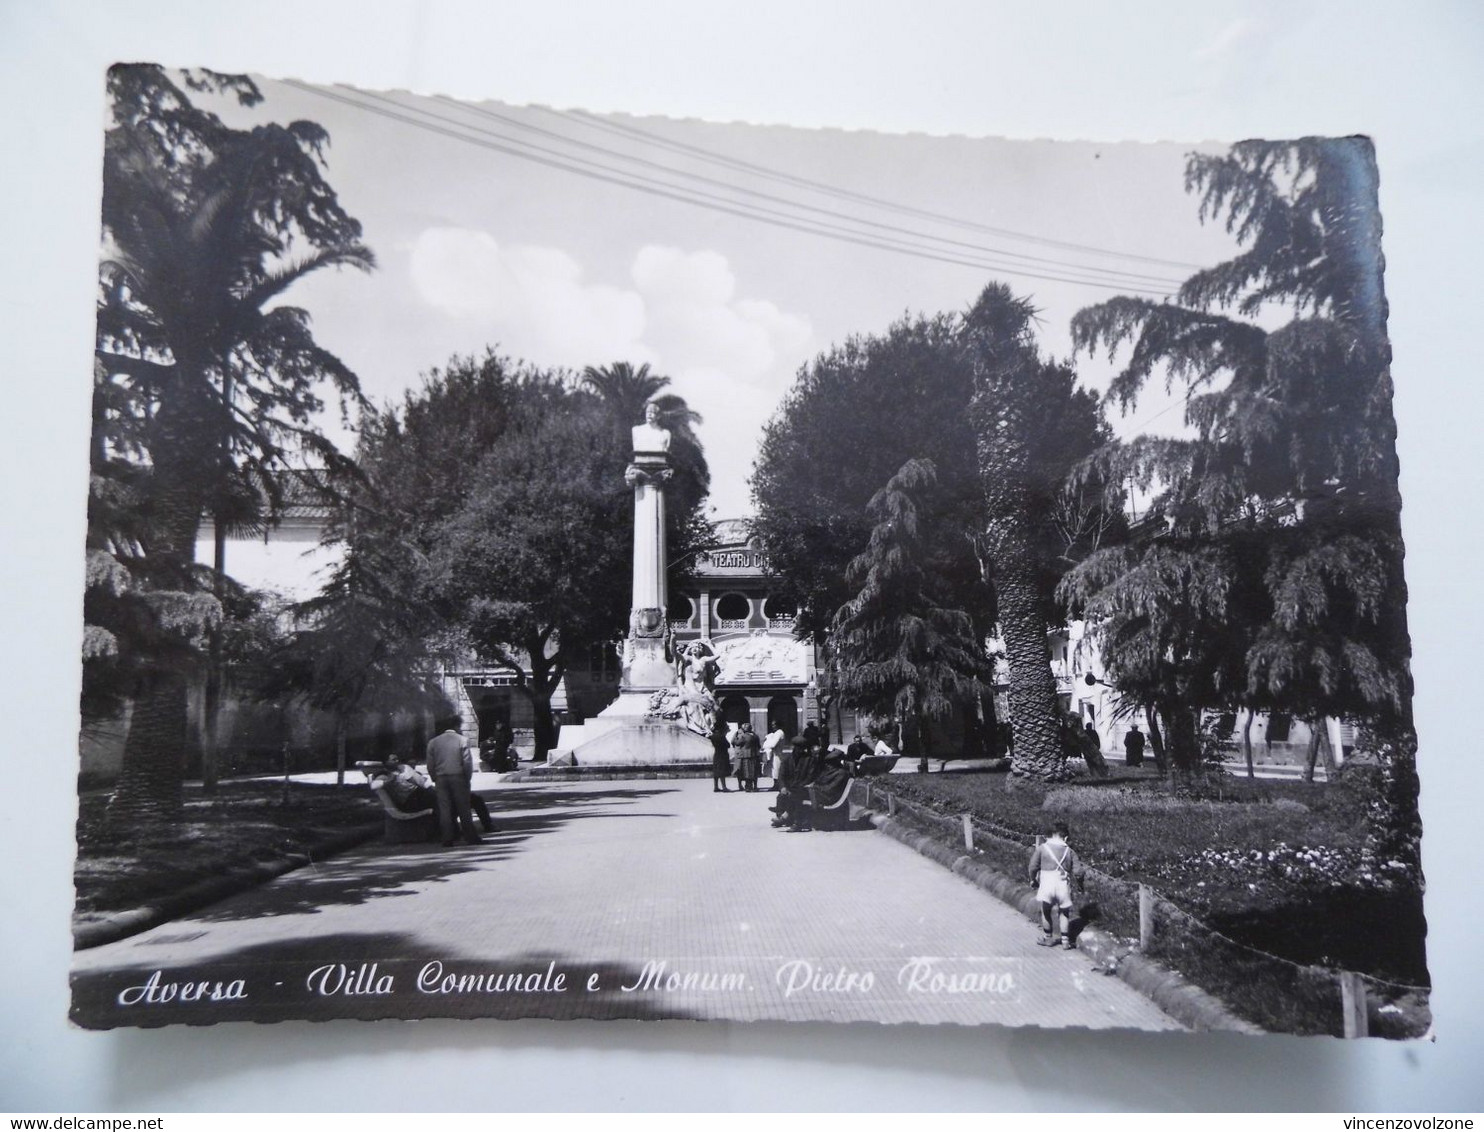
[71, 779, 1181, 1030]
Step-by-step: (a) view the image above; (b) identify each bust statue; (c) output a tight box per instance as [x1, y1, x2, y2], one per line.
[631, 401, 671, 457]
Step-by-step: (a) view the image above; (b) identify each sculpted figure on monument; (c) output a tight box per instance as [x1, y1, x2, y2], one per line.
[631, 401, 672, 456]
[674, 639, 720, 736]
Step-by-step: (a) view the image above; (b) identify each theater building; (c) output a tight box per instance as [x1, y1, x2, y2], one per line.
[668, 518, 817, 739]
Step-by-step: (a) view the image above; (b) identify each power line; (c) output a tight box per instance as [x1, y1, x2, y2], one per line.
[366, 88, 1180, 292]
[437, 96, 1190, 288]
[283, 81, 1179, 297]
[551, 105, 1209, 273]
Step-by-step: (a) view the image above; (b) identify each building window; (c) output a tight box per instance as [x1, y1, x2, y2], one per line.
[763, 596, 796, 628]
[1266, 712, 1293, 743]
[714, 592, 751, 629]
[669, 594, 694, 626]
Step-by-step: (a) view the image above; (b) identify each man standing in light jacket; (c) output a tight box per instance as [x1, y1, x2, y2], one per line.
[426, 718, 483, 848]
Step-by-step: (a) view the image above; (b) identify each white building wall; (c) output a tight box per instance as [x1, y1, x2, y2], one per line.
[196, 520, 341, 602]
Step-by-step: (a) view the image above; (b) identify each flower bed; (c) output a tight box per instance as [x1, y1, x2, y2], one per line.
[875, 767, 1428, 1035]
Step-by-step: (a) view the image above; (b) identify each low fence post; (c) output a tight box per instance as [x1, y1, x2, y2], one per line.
[864, 781, 873, 809]
[1340, 971, 1369, 1038]
[961, 814, 974, 850]
[1139, 884, 1154, 951]
[888, 793, 896, 816]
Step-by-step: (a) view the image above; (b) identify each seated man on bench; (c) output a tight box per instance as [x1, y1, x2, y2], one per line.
[382, 758, 437, 812]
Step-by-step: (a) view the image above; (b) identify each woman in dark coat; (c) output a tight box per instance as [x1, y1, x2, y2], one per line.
[733, 723, 762, 791]
[710, 719, 733, 792]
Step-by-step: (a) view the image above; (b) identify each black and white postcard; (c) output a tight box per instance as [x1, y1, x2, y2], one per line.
[71, 66, 1428, 1038]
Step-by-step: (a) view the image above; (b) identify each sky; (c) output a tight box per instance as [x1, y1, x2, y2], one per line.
[207, 75, 1246, 520]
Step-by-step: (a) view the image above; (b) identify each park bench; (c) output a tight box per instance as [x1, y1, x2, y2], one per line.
[852, 754, 900, 776]
[804, 780, 856, 830]
[359, 763, 438, 844]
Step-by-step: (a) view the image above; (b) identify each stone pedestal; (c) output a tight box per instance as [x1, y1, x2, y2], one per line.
[546, 691, 710, 767]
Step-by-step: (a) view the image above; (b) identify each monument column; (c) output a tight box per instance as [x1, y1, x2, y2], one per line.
[545, 399, 714, 766]
[621, 402, 675, 688]
[630, 461, 667, 613]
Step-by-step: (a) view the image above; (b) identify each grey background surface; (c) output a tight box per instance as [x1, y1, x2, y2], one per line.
[2, 0, 1480, 1112]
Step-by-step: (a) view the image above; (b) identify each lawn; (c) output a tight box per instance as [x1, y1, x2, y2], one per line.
[873, 763, 1429, 1037]
[73, 779, 383, 929]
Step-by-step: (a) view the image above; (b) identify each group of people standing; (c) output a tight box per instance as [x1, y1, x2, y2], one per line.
[375, 716, 496, 848]
[709, 719, 779, 792]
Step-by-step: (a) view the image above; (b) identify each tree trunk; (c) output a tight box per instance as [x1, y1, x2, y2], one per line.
[1319, 719, 1338, 778]
[1304, 721, 1321, 783]
[200, 514, 227, 795]
[996, 558, 1067, 781]
[1163, 702, 1202, 776]
[335, 717, 347, 788]
[1304, 718, 1337, 782]
[1144, 704, 1168, 774]
[109, 669, 190, 823]
[1242, 712, 1255, 779]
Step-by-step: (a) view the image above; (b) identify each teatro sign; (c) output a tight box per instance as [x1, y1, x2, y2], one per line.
[700, 547, 769, 573]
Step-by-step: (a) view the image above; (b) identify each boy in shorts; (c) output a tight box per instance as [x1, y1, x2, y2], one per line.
[1028, 820, 1084, 949]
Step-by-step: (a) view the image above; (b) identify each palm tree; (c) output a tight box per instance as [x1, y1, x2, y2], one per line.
[96, 66, 373, 819]
[579, 361, 669, 425]
[966, 284, 1105, 781]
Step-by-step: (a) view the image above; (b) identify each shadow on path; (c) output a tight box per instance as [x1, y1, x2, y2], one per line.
[184, 786, 678, 924]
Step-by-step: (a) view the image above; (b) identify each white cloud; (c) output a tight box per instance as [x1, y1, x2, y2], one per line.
[407, 231, 813, 515]
[632, 246, 812, 386]
[408, 228, 648, 368]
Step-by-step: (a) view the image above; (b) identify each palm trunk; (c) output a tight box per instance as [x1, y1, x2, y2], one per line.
[1242, 712, 1255, 779]
[997, 558, 1067, 782]
[109, 459, 206, 824]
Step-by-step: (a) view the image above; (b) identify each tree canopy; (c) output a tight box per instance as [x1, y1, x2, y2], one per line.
[752, 284, 1113, 777]
[341, 353, 711, 756]
[1064, 138, 1410, 769]
[751, 312, 989, 642]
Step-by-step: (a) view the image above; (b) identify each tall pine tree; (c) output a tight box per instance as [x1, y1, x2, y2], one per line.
[1064, 138, 1410, 773]
[830, 459, 987, 767]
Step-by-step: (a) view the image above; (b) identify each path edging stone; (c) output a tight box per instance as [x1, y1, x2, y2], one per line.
[865, 807, 1263, 1035]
